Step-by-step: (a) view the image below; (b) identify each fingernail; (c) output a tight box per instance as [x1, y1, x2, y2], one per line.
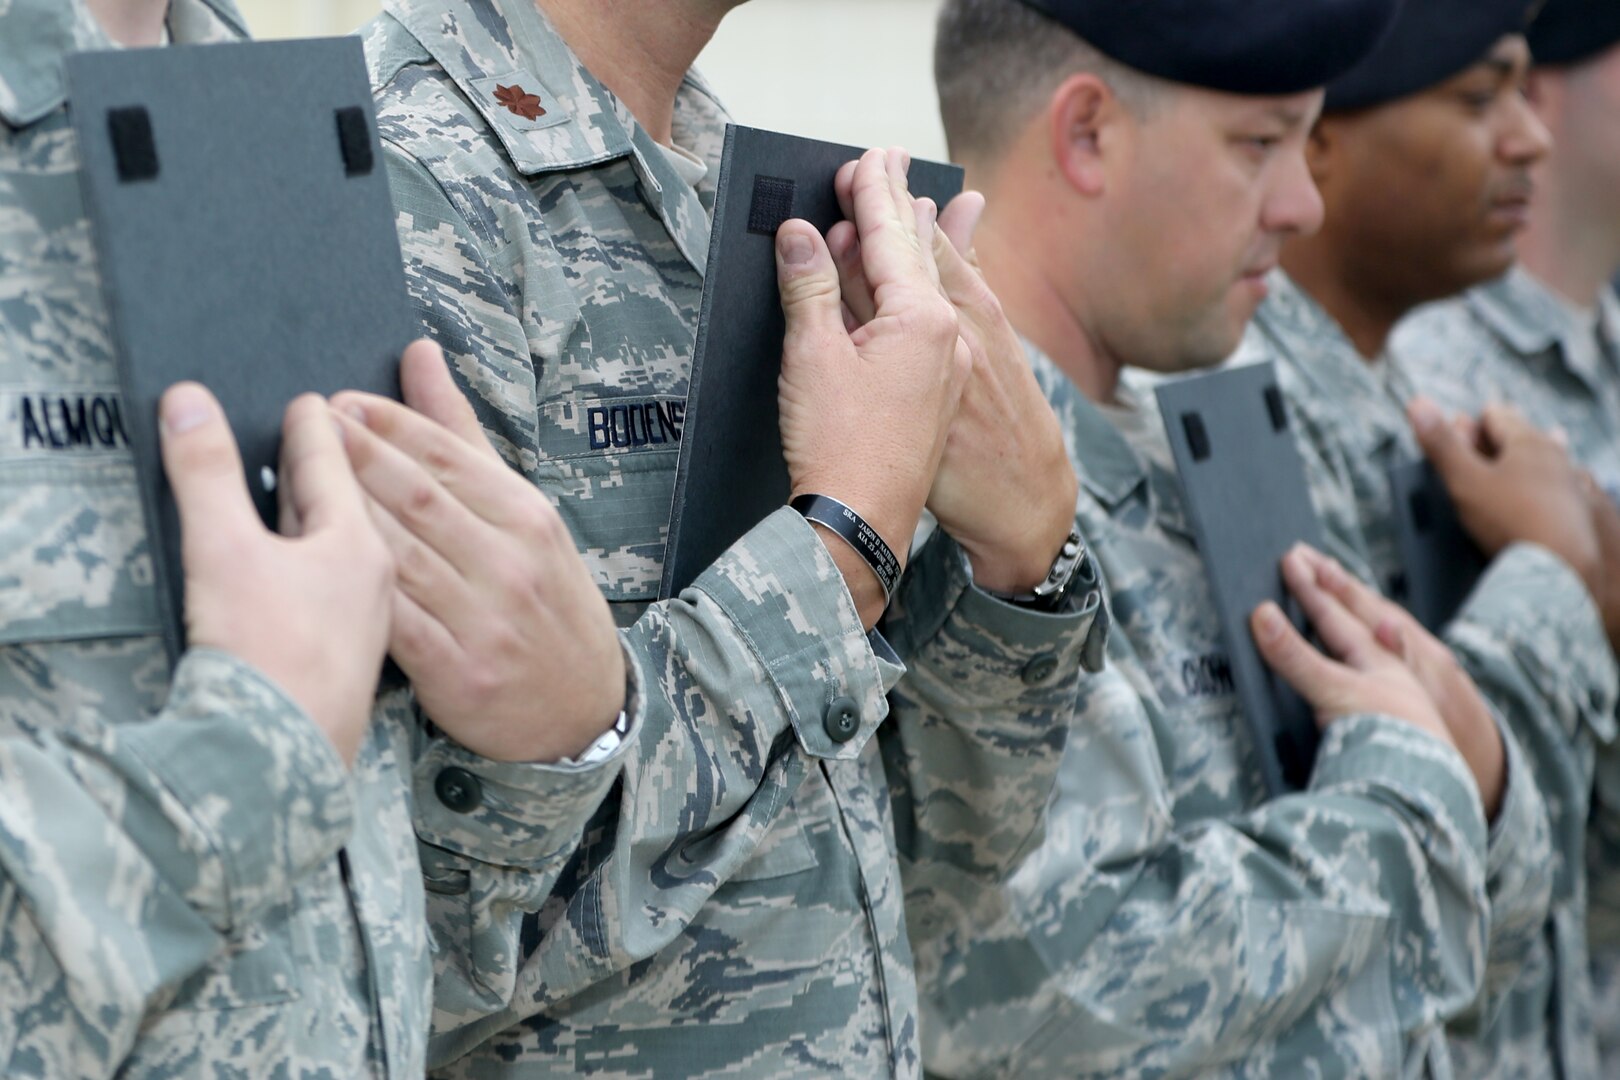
[1255, 603, 1285, 642]
[162, 384, 215, 435]
[331, 416, 348, 446]
[341, 401, 367, 424]
[1410, 398, 1442, 435]
[780, 233, 814, 266]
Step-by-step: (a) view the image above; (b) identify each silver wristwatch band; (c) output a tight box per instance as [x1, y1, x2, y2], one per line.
[984, 529, 1093, 612]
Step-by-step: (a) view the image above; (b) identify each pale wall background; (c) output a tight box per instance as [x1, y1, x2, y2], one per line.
[233, 0, 949, 159]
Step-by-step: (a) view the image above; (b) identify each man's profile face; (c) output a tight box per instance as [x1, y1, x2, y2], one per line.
[1316, 35, 1549, 306]
[1089, 85, 1325, 374]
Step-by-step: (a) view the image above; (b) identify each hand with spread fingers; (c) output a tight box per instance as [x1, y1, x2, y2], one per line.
[1410, 396, 1604, 600]
[332, 341, 626, 764]
[1251, 545, 1459, 758]
[828, 164, 1078, 594]
[775, 146, 970, 627]
[1289, 545, 1506, 819]
[160, 383, 394, 765]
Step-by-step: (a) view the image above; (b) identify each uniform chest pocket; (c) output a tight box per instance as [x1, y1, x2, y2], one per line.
[0, 458, 159, 647]
[536, 448, 681, 613]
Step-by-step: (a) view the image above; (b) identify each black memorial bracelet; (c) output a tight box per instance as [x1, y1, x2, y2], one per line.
[791, 494, 902, 604]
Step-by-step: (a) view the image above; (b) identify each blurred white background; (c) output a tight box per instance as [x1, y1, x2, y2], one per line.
[234, 0, 950, 159]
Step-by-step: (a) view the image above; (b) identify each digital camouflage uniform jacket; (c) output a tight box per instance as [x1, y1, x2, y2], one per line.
[365, 0, 1107, 1075]
[1392, 268, 1620, 1074]
[0, 0, 436, 1074]
[913, 338, 1534, 1079]
[1240, 270, 1620, 1080]
[1392, 269, 1620, 498]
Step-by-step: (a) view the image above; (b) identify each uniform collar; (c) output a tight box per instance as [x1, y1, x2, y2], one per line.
[381, 0, 723, 271]
[0, 0, 247, 128]
[1024, 339, 1197, 540]
[1599, 285, 1620, 354]
[1254, 270, 1407, 451]
[1024, 339, 1146, 510]
[1469, 267, 1619, 395]
[382, 0, 721, 178]
[1469, 267, 1570, 355]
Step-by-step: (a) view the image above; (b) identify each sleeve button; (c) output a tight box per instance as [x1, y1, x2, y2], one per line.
[823, 697, 862, 744]
[1021, 652, 1060, 685]
[435, 767, 484, 814]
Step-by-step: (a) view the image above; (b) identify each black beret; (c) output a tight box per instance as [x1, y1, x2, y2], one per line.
[1528, 0, 1620, 67]
[1326, 0, 1540, 111]
[1017, 0, 1404, 96]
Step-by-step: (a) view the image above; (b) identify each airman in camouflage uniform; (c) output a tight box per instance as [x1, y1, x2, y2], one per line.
[913, 343, 1529, 1078]
[906, 0, 1553, 1076]
[364, 0, 1108, 1075]
[0, 0, 434, 1074]
[1389, 7, 1620, 1065]
[1240, 271, 1619, 1078]
[1393, 273, 1620, 498]
[1231, 5, 1620, 1070]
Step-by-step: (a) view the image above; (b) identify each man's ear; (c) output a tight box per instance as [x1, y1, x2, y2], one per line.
[1049, 73, 1116, 197]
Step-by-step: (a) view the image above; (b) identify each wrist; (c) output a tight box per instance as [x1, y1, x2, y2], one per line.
[454, 655, 629, 764]
[789, 474, 919, 558]
[964, 504, 1081, 594]
[810, 522, 890, 630]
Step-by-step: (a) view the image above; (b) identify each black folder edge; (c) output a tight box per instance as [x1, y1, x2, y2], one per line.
[1387, 458, 1487, 633]
[66, 39, 412, 665]
[1155, 362, 1327, 796]
[659, 125, 963, 599]
[660, 124, 743, 601]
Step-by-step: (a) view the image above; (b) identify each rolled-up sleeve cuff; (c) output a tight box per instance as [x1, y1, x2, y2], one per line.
[413, 636, 645, 868]
[888, 529, 1109, 689]
[116, 647, 355, 931]
[1308, 713, 1488, 861]
[690, 507, 891, 760]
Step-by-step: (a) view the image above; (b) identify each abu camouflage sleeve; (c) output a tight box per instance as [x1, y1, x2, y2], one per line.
[917, 640, 1490, 1080]
[1288, 382, 1570, 1030]
[0, 648, 355, 1075]
[1443, 544, 1614, 1024]
[881, 528, 1107, 886]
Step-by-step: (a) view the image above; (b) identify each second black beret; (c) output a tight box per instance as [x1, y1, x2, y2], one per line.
[1528, 0, 1620, 67]
[1325, 0, 1541, 111]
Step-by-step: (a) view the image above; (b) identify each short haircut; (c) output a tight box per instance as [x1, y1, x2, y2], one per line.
[935, 0, 1167, 164]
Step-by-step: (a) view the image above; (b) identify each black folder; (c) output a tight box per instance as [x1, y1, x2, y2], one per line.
[1156, 363, 1326, 796]
[1387, 459, 1486, 632]
[67, 38, 414, 664]
[659, 126, 964, 599]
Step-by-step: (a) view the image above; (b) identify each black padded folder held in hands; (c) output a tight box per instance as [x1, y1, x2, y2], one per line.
[67, 38, 414, 665]
[1387, 458, 1486, 633]
[1155, 363, 1326, 796]
[659, 126, 964, 599]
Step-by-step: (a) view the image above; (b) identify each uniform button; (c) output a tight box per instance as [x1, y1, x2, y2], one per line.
[435, 767, 483, 814]
[1022, 652, 1059, 685]
[823, 697, 862, 744]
